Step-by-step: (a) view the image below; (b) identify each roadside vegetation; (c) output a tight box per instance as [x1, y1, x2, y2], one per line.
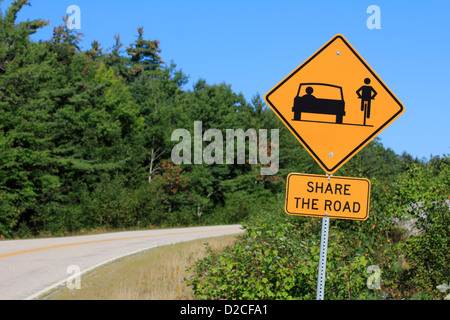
[185, 162, 450, 300]
[1, 1, 449, 300]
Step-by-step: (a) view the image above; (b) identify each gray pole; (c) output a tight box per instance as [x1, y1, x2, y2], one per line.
[316, 216, 330, 300]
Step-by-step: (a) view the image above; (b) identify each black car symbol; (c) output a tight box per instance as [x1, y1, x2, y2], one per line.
[292, 83, 346, 124]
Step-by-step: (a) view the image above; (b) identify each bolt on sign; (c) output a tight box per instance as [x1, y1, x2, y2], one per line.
[264, 34, 405, 174]
[286, 173, 371, 221]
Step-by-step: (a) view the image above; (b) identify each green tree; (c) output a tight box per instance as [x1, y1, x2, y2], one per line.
[126, 27, 162, 75]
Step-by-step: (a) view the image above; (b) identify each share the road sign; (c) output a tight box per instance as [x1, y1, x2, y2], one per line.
[265, 34, 404, 174]
[285, 173, 371, 221]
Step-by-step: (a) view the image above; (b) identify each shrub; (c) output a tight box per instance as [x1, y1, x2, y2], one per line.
[184, 222, 314, 299]
[401, 201, 450, 297]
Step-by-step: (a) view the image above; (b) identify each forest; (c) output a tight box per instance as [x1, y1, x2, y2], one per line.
[1, 1, 449, 299]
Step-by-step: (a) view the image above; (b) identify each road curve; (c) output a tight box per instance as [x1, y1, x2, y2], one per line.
[0, 224, 243, 300]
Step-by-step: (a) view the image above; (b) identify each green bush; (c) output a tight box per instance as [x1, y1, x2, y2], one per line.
[401, 202, 450, 297]
[184, 220, 377, 300]
[185, 222, 313, 299]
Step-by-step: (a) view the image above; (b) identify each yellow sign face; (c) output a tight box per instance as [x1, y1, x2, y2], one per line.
[265, 34, 404, 173]
[285, 173, 371, 221]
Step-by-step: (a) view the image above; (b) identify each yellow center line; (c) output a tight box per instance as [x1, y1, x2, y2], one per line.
[0, 227, 240, 259]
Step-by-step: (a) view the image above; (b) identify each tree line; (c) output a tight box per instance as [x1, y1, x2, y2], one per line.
[0, 0, 447, 237]
[0, 0, 297, 237]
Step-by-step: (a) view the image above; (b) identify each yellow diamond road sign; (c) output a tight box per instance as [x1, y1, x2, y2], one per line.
[265, 34, 405, 174]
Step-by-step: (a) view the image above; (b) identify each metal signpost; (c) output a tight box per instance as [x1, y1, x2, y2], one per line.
[264, 34, 404, 300]
[316, 216, 330, 300]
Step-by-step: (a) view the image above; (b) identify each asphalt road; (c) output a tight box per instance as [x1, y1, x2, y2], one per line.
[0, 224, 243, 300]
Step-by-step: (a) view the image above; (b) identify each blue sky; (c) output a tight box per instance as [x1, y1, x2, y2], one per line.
[3, 0, 450, 160]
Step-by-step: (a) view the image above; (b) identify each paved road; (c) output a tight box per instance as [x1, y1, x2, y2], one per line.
[0, 225, 243, 300]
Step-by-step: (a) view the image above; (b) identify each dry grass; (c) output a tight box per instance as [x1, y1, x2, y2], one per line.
[43, 234, 238, 300]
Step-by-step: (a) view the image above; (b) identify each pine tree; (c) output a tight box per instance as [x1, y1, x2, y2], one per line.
[86, 40, 103, 62]
[0, 0, 48, 74]
[126, 27, 162, 76]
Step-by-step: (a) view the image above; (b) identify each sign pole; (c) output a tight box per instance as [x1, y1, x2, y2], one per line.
[316, 173, 331, 300]
[316, 216, 330, 300]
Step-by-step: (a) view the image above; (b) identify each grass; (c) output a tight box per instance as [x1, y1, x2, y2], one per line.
[41, 234, 239, 300]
